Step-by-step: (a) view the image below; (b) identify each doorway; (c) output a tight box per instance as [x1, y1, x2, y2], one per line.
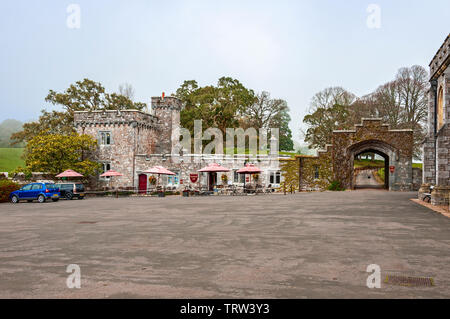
[138, 174, 147, 194]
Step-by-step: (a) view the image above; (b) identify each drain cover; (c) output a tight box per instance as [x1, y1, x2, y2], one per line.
[385, 274, 435, 287]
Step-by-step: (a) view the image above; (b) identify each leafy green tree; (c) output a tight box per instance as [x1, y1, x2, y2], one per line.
[11, 111, 74, 145]
[175, 77, 256, 134]
[275, 108, 294, 151]
[22, 132, 100, 176]
[12, 79, 146, 144]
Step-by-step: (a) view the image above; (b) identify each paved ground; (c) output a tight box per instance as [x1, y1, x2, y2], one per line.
[355, 170, 383, 189]
[0, 190, 449, 299]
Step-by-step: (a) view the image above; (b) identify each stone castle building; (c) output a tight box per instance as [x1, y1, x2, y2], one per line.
[74, 96, 281, 192]
[421, 34, 450, 206]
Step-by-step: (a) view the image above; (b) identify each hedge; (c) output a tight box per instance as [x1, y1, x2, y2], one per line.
[0, 180, 21, 203]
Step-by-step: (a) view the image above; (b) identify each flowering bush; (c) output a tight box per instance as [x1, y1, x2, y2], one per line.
[0, 180, 21, 203]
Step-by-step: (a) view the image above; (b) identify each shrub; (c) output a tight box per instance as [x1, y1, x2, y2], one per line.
[0, 180, 21, 203]
[327, 180, 345, 191]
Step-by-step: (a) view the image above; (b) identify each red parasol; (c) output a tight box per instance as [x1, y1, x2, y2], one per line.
[56, 169, 84, 178]
[198, 163, 230, 173]
[237, 164, 262, 192]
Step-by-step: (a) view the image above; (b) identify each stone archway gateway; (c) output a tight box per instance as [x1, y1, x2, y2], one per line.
[351, 143, 390, 190]
[286, 119, 415, 192]
[332, 119, 413, 191]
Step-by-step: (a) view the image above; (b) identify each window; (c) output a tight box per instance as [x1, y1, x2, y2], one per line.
[32, 184, 42, 190]
[314, 165, 320, 180]
[269, 171, 281, 184]
[437, 86, 444, 131]
[100, 132, 111, 145]
[233, 170, 245, 183]
[101, 163, 111, 180]
[167, 172, 180, 186]
[22, 184, 32, 191]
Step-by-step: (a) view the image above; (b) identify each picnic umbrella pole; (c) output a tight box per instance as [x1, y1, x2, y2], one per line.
[99, 170, 124, 198]
[198, 163, 231, 194]
[237, 164, 262, 195]
[143, 166, 176, 197]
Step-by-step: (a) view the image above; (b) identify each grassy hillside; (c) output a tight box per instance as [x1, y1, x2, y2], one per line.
[354, 159, 385, 168]
[0, 148, 24, 173]
[0, 119, 24, 147]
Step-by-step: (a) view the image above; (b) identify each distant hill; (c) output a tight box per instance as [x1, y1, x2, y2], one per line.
[0, 119, 24, 148]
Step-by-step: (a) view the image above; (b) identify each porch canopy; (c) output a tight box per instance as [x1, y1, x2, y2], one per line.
[56, 169, 83, 178]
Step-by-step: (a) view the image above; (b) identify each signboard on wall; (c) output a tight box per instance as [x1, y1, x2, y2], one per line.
[390, 166, 395, 174]
[190, 174, 199, 183]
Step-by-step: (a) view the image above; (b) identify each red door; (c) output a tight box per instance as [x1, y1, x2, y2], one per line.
[138, 174, 147, 194]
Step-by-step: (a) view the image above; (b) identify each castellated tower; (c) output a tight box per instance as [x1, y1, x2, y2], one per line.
[151, 96, 184, 155]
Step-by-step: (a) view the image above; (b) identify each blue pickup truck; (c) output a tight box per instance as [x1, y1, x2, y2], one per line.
[10, 183, 60, 203]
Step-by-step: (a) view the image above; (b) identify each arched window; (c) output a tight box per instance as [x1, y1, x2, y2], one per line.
[437, 86, 444, 131]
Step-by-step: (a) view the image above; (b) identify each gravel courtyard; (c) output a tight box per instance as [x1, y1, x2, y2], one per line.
[0, 190, 449, 298]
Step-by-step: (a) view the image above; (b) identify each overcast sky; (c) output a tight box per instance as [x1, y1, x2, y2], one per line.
[0, 0, 449, 142]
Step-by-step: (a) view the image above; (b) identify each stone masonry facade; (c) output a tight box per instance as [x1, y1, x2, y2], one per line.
[74, 96, 281, 191]
[280, 119, 415, 192]
[421, 34, 450, 206]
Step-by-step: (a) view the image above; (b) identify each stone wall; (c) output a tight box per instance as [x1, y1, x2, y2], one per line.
[135, 154, 281, 191]
[412, 167, 423, 191]
[283, 119, 414, 192]
[333, 119, 413, 191]
[151, 96, 183, 155]
[422, 34, 450, 206]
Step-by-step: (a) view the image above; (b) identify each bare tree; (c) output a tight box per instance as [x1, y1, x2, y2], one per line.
[242, 91, 287, 129]
[309, 87, 356, 112]
[118, 83, 135, 101]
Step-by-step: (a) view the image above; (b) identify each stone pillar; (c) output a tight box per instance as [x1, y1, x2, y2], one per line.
[422, 89, 437, 185]
[431, 185, 450, 206]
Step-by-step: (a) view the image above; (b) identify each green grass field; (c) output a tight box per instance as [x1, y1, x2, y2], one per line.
[0, 148, 24, 173]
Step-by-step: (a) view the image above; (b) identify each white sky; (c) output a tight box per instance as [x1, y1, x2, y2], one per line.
[0, 0, 449, 143]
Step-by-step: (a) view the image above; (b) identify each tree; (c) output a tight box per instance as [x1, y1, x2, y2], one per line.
[240, 91, 294, 151]
[11, 111, 74, 145]
[303, 87, 356, 149]
[118, 83, 135, 101]
[347, 66, 428, 158]
[302, 67, 428, 158]
[309, 87, 356, 113]
[242, 91, 285, 128]
[175, 77, 256, 134]
[22, 131, 100, 176]
[277, 109, 294, 151]
[12, 79, 147, 144]
[303, 103, 352, 149]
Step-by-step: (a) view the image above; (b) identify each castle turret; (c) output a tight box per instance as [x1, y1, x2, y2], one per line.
[151, 95, 184, 155]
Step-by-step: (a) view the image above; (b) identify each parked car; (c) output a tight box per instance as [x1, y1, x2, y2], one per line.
[10, 183, 60, 203]
[56, 183, 86, 200]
